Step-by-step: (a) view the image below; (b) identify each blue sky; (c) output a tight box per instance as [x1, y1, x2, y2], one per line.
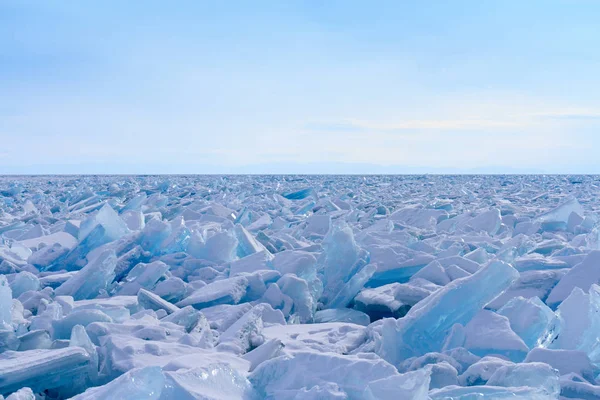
[2, 0, 600, 174]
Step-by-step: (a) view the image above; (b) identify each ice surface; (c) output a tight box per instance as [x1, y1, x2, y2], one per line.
[71, 366, 164, 400]
[313, 308, 370, 326]
[485, 362, 560, 397]
[0, 276, 12, 329]
[117, 261, 169, 295]
[0, 347, 91, 396]
[177, 275, 249, 309]
[497, 296, 558, 349]
[374, 260, 518, 364]
[429, 385, 556, 399]
[525, 348, 599, 384]
[250, 351, 399, 399]
[3, 175, 600, 398]
[461, 310, 529, 362]
[54, 249, 117, 300]
[546, 250, 600, 307]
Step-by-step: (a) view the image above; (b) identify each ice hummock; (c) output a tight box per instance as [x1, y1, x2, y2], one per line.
[2, 175, 600, 398]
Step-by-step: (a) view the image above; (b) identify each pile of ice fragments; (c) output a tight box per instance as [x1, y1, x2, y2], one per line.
[2, 174, 600, 399]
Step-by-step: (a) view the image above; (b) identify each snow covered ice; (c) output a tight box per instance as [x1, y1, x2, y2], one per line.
[3, 174, 600, 399]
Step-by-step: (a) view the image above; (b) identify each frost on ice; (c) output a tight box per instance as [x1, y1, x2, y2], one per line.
[2, 175, 600, 399]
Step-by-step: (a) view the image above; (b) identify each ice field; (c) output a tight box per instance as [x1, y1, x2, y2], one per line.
[2, 174, 600, 399]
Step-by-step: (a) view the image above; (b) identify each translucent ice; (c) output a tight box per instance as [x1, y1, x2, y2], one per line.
[314, 308, 370, 326]
[485, 362, 560, 398]
[498, 296, 558, 348]
[537, 196, 584, 228]
[319, 223, 370, 307]
[71, 366, 164, 400]
[138, 288, 179, 315]
[363, 368, 431, 399]
[79, 203, 130, 243]
[525, 348, 598, 384]
[375, 261, 519, 364]
[177, 276, 249, 310]
[161, 364, 255, 399]
[117, 261, 169, 295]
[0, 347, 91, 396]
[0, 276, 12, 329]
[54, 249, 117, 300]
[4, 174, 600, 397]
[462, 310, 529, 362]
[546, 250, 600, 308]
[250, 351, 398, 399]
[9, 272, 40, 299]
[550, 284, 600, 360]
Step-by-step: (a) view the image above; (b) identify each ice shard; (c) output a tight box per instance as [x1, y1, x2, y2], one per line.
[54, 249, 117, 300]
[376, 261, 519, 364]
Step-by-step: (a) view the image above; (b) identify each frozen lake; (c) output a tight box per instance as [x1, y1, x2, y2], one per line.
[0, 174, 599, 399]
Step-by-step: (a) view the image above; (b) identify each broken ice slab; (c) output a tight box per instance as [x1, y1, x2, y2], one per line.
[318, 223, 370, 306]
[234, 224, 270, 259]
[467, 208, 502, 235]
[487, 269, 567, 310]
[314, 308, 370, 326]
[0, 276, 12, 329]
[363, 368, 431, 400]
[261, 322, 366, 355]
[187, 230, 238, 264]
[513, 254, 570, 272]
[217, 303, 284, 354]
[354, 282, 432, 321]
[29, 243, 72, 270]
[326, 262, 376, 309]
[161, 364, 255, 399]
[390, 205, 449, 230]
[78, 203, 130, 243]
[461, 310, 529, 362]
[276, 274, 314, 323]
[117, 261, 169, 296]
[17, 330, 52, 351]
[229, 250, 273, 276]
[250, 351, 400, 399]
[366, 253, 435, 287]
[376, 261, 519, 364]
[498, 296, 558, 349]
[536, 196, 584, 230]
[160, 305, 201, 332]
[429, 385, 555, 399]
[52, 309, 112, 339]
[559, 373, 600, 399]
[242, 338, 284, 372]
[120, 210, 145, 231]
[71, 366, 164, 400]
[9, 272, 40, 299]
[546, 250, 600, 308]
[138, 288, 179, 315]
[281, 187, 315, 200]
[0, 347, 91, 397]
[176, 275, 249, 310]
[525, 348, 599, 384]
[140, 219, 172, 255]
[550, 284, 600, 361]
[54, 249, 117, 300]
[458, 356, 514, 386]
[121, 192, 147, 213]
[18, 231, 77, 253]
[485, 362, 561, 398]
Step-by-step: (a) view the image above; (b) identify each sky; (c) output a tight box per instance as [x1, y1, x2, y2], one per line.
[2, 0, 600, 174]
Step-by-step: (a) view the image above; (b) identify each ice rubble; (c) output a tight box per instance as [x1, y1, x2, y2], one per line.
[3, 175, 600, 398]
